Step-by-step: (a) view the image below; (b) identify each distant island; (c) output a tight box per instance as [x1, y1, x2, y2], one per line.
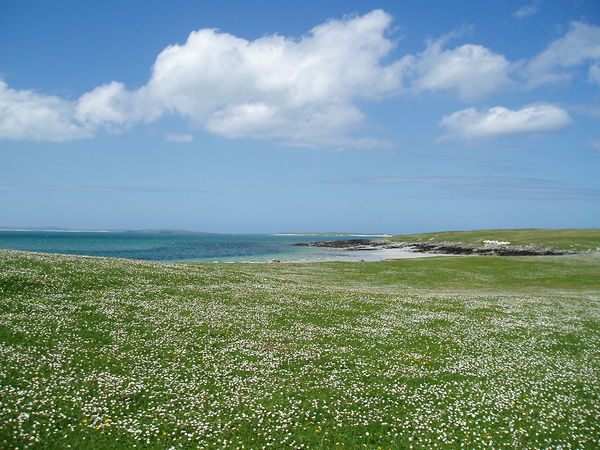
[0, 227, 217, 234]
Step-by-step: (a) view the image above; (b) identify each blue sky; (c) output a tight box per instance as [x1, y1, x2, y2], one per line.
[1, 0, 599, 233]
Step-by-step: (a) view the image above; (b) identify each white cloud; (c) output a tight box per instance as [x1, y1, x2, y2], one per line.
[1, 11, 596, 146]
[0, 80, 90, 141]
[440, 104, 571, 141]
[1, 10, 412, 146]
[0, 11, 515, 145]
[140, 10, 516, 141]
[76, 82, 131, 127]
[411, 36, 512, 100]
[164, 133, 193, 143]
[86, 10, 513, 142]
[204, 103, 280, 138]
[76, 81, 161, 129]
[524, 22, 600, 86]
[0, 79, 158, 141]
[513, 3, 539, 19]
[140, 10, 411, 146]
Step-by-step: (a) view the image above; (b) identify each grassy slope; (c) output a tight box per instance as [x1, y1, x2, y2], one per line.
[0, 249, 599, 448]
[389, 228, 600, 251]
[239, 254, 600, 295]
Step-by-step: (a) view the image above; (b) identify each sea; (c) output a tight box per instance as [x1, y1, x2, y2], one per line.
[0, 230, 411, 263]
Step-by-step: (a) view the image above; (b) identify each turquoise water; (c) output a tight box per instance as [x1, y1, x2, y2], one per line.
[0, 231, 390, 263]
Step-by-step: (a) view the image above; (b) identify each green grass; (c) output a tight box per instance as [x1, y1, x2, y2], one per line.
[389, 228, 600, 251]
[239, 254, 600, 295]
[0, 249, 599, 448]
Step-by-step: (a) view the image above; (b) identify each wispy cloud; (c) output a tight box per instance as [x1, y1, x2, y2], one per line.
[523, 21, 600, 86]
[0, 184, 207, 193]
[324, 176, 600, 200]
[589, 63, 600, 85]
[587, 139, 600, 150]
[569, 103, 600, 118]
[482, 143, 540, 153]
[513, 3, 540, 19]
[164, 133, 194, 143]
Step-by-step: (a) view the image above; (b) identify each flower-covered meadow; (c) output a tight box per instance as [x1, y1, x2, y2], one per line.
[0, 249, 598, 448]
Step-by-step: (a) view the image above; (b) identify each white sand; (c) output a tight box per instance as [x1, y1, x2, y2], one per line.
[333, 247, 449, 262]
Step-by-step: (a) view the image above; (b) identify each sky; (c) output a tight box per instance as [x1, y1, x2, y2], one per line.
[1, 0, 599, 234]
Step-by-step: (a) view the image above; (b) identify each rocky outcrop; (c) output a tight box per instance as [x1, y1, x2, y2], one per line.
[291, 239, 386, 249]
[405, 241, 573, 256]
[292, 239, 575, 256]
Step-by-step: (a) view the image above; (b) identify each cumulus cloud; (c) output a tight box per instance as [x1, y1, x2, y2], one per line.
[410, 35, 512, 100]
[76, 82, 131, 127]
[139, 10, 413, 146]
[1, 11, 596, 146]
[524, 22, 600, 86]
[1, 10, 516, 146]
[0, 81, 90, 141]
[1, 10, 411, 146]
[439, 104, 571, 141]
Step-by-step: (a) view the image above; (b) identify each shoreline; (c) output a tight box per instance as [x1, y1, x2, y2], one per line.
[1, 230, 591, 264]
[292, 238, 577, 256]
[0, 242, 578, 264]
[180, 247, 442, 263]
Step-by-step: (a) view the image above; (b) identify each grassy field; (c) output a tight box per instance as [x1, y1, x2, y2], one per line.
[0, 247, 599, 448]
[389, 228, 600, 251]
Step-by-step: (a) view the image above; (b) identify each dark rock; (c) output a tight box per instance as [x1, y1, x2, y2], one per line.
[291, 239, 575, 256]
[291, 239, 389, 248]
[406, 241, 573, 256]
